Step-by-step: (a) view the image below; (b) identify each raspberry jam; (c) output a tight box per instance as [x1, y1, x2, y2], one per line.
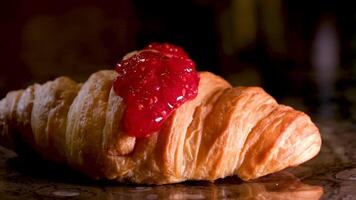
[113, 43, 200, 137]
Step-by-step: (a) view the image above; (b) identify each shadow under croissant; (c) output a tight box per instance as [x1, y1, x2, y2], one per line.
[3, 151, 323, 200]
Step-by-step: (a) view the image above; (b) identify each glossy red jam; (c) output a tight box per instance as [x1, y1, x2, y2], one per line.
[113, 43, 200, 137]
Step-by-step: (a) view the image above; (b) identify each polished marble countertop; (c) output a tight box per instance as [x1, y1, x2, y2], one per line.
[0, 119, 355, 199]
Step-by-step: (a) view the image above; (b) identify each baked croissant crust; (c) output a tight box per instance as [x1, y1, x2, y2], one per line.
[0, 70, 321, 184]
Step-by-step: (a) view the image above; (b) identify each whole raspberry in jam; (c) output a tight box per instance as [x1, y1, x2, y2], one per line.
[113, 43, 200, 137]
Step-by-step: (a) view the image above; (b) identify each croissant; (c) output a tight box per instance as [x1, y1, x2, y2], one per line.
[0, 70, 321, 184]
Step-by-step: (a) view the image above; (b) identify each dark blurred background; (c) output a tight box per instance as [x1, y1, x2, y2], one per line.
[0, 0, 355, 121]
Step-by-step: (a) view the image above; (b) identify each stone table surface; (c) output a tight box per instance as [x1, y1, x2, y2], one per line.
[1, 119, 356, 200]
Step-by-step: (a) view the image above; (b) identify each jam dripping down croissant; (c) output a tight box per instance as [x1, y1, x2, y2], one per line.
[0, 70, 321, 184]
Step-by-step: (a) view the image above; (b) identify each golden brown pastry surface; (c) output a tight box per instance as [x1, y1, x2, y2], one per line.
[0, 70, 322, 184]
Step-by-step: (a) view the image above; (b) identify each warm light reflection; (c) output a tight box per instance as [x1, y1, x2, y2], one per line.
[104, 172, 323, 199]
